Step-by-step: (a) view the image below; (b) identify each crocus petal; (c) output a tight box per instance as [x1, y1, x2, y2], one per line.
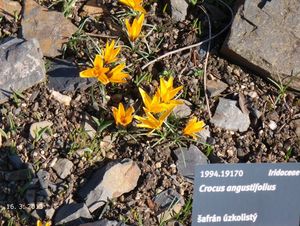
[103, 40, 121, 64]
[93, 55, 103, 67]
[97, 73, 110, 85]
[168, 86, 183, 100]
[159, 106, 174, 122]
[125, 19, 132, 35]
[108, 64, 129, 83]
[139, 88, 152, 109]
[126, 106, 135, 117]
[134, 4, 146, 13]
[119, 103, 125, 116]
[37, 220, 44, 226]
[112, 107, 118, 120]
[119, 0, 134, 8]
[167, 76, 173, 88]
[80, 68, 95, 78]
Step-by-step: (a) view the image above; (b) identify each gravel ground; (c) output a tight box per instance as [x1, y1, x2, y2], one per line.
[0, 0, 299, 225]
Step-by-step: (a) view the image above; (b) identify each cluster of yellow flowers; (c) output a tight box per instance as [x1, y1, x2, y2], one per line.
[79, 0, 206, 140]
[109, 75, 205, 139]
[135, 76, 183, 132]
[80, 40, 129, 85]
[79, 0, 147, 83]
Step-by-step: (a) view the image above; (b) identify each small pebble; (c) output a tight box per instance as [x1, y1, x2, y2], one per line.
[268, 120, 277, 130]
[248, 91, 258, 99]
[155, 162, 162, 168]
[227, 149, 235, 157]
[233, 69, 240, 76]
[49, 157, 57, 168]
[51, 90, 72, 106]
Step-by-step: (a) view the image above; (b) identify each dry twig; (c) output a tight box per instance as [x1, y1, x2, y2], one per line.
[86, 32, 119, 39]
[199, 4, 212, 119]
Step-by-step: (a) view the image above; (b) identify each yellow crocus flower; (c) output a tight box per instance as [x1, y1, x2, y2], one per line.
[183, 117, 205, 139]
[159, 76, 183, 103]
[119, 0, 146, 13]
[139, 88, 167, 113]
[112, 103, 134, 126]
[125, 14, 145, 42]
[134, 107, 174, 132]
[80, 55, 110, 84]
[102, 40, 121, 64]
[107, 63, 129, 84]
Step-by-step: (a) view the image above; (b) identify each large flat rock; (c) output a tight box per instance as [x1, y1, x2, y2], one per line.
[22, 0, 77, 57]
[0, 38, 46, 103]
[78, 159, 141, 212]
[221, 0, 300, 90]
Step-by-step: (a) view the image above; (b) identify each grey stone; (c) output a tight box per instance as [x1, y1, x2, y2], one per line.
[48, 183, 58, 192]
[47, 59, 96, 92]
[83, 114, 97, 139]
[211, 98, 250, 132]
[154, 188, 185, 222]
[4, 168, 33, 181]
[197, 126, 213, 144]
[30, 209, 45, 220]
[37, 170, 50, 189]
[54, 203, 92, 225]
[170, 0, 188, 21]
[22, 0, 78, 57]
[26, 178, 39, 189]
[45, 208, 55, 219]
[8, 155, 24, 169]
[221, 0, 300, 91]
[52, 158, 73, 179]
[36, 188, 51, 198]
[78, 159, 141, 212]
[25, 189, 35, 204]
[173, 101, 191, 118]
[79, 219, 129, 226]
[174, 145, 208, 182]
[206, 79, 228, 97]
[29, 121, 53, 140]
[0, 38, 45, 103]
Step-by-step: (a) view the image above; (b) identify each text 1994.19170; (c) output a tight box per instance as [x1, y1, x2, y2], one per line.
[200, 170, 244, 178]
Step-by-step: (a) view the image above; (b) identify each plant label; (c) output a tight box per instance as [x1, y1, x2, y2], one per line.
[192, 163, 300, 226]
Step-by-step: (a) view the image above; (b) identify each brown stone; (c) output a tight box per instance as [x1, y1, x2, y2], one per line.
[0, 0, 21, 19]
[21, 0, 77, 57]
[221, 0, 300, 91]
[82, 0, 104, 17]
[78, 159, 141, 212]
[207, 79, 228, 97]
